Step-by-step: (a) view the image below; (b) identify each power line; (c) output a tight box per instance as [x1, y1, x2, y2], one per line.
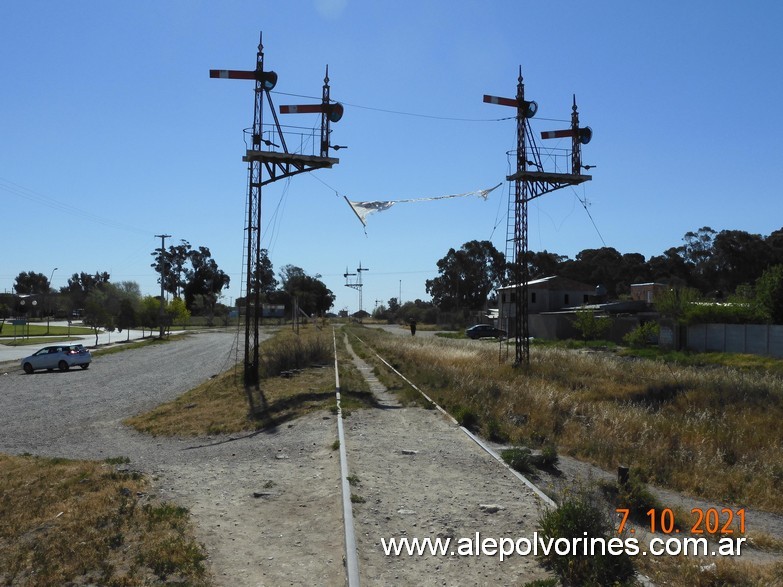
[0, 176, 152, 236]
[571, 185, 607, 247]
[272, 90, 569, 123]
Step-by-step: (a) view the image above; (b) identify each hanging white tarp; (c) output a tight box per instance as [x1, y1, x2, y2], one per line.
[344, 183, 502, 227]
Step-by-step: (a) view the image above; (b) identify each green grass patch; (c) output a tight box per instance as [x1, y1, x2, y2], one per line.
[0, 323, 93, 337]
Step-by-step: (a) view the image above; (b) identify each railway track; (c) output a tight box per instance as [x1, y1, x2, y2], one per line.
[330, 327, 555, 586]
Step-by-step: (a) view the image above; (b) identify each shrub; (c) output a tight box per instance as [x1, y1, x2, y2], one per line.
[572, 307, 612, 343]
[502, 446, 559, 473]
[502, 447, 535, 474]
[682, 302, 763, 325]
[538, 492, 635, 586]
[623, 321, 660, 348]
[538, 444, 559, 469]
[485, 419, 507, 442]
[453, 405, 478, 429]
[600, 472, 663, 525]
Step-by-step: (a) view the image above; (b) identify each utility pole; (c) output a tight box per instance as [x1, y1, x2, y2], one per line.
[484, 70, 592, 366]
[210, 33, 342, 417]
[154, 234, 171, 339]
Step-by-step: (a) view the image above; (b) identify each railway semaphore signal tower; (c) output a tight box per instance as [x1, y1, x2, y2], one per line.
[484, 68, 593, 366]
[210, 33, 343, 415]
[344, 262, 369, 319]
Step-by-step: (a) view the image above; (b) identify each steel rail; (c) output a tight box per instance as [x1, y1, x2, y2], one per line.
[333, 328, 361, 586]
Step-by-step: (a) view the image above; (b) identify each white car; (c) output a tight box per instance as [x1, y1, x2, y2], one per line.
[21, 344, 92, 374]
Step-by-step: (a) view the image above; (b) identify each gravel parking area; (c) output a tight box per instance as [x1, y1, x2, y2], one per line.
[0, 332, 239, 461]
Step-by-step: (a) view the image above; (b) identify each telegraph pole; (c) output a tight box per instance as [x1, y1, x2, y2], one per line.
[154, 234, 171, 339]
[484, 69, 592, 366]
[210, 33, 342, 416]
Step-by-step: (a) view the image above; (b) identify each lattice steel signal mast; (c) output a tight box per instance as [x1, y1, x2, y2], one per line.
[210, 34, 342, 415]
[344, 262, 369, 317]
[484, 68, 593, 366]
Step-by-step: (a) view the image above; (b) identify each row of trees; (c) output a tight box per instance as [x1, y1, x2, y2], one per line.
[7, 246, 337, 328]
[421, 226, 783, 324]
[5, 270, 191, 341]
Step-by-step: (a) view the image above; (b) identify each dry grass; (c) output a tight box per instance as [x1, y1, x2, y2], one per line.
[635, 555, 783, 587]
[350, 325, 783, 515]
[126, 326, 374, 437]
[0, 453, 209, 587]
[350, 326, 783, 583]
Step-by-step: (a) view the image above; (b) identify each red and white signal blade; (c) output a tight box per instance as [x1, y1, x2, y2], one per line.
[280, 104, 323, 114]
[483, 94, 518, 108]
[541, 129, 575, 139]
[209, 69, 255, 80]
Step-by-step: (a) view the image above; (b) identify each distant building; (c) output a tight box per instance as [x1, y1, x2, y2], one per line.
[498, 276, 594, 339]
[630, 282, 668, 304]
[497, 276, 594, 317]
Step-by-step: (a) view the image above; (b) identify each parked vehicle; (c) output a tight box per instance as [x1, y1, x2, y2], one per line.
[21, 344, 92, 374]
[465, 324, 507, 340]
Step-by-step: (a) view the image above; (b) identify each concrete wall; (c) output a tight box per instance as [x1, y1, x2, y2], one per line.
[528, 313, 640, 343]
[686, 323, 783, 358]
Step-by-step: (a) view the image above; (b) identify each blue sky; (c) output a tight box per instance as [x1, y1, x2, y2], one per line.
[2, 1, 782, 314]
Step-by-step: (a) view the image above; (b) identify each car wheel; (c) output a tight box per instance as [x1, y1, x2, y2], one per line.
[80, 364, 89, 370]
[23, 363, 34, 374]
[58, 360, 69, 372]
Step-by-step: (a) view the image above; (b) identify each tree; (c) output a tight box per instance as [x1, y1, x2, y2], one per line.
[151, 241, 232, 316]
[653, 286, 702, 323]
[13, 271, 50, 294]
[276, 265, 335, 316]
[425, 240, 506, 311]
[710, 230, 770, 295]
[648, 246, 690, 286]
[755, 265, 783, 324]
[60, 271, 111, 313]
[680, 226, 717, 291]
[279, 264, 307, 289]
[572, 307, 611, 344]
[253, 249, 278, 300]
[182, 246, 230, 315]
[560, 247, 624, 297]
[139, 296, 162, 337]
[151, 239, 191, 298]
[524, 250, 569, 279]
[387, 297, 401, 315]
[83, 289, 113, 346]
[116, 281, 142, 299]
[167, 297, 191, 330]
[116, 298, 137, 341]
[767, 228, 783, 267]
